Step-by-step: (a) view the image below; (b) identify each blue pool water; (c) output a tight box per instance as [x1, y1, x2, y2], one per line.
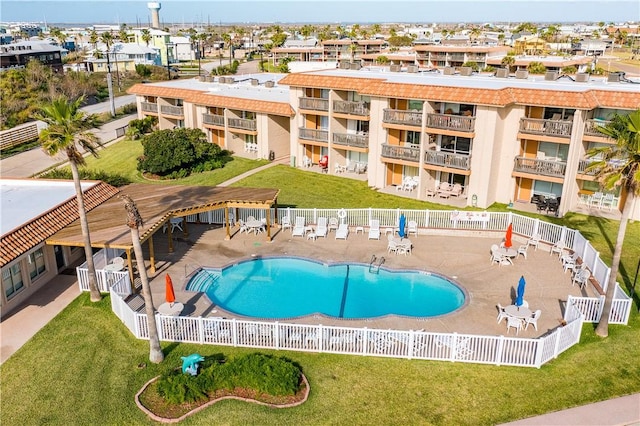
[186, 257, 466, 319]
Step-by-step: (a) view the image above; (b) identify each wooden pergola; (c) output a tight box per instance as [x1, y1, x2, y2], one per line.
[46, 183, 280, 282]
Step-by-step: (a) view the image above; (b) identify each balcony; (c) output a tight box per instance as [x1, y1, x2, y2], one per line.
[140, 102, 157, 113]
[383, 109, 422, 127]
[333, 100, 370, 116]
[424, 150, 471, 170]
[466, 54, 485, 61]
[577, 159, 598, 176]
[332, 132, 369, 149]
[430, 54, 447, 60]
[584, 119, 612, 137]
[381, 144, 420, 162]
[202, 113, 224, 126]
[160, 105, 184, 116]
[514, 156, 567, 178]
[299, 97, 329, 112]
[448, 54, 465, 61]
[299, 128, 329, 142]
[519, 118, 572, 138]
[227, 117, 257, 131]
[426, 113, 475, 132]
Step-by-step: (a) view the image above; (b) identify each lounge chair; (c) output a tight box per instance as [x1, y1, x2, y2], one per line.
[328, 217, 339, 233]
[292, 216, 306, 237]
[368, 219, 380, 240]
[280, 216, 292, 232]
[335, 223, 349, 240]
[316, 217, 328, 238]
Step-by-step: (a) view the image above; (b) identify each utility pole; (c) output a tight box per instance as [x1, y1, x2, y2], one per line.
[105, 49, 116, 117]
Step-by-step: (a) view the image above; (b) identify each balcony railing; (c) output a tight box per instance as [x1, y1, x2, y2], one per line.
[577, 159, 599, 176]
[426, 113, 475, 132]
[332, 132, 369, 148]
[381, 144, 420, 162]
[448, 54, 465, 61]
[299, 128, 329, 142]
[424, 150, 471, 170]
[513, 156, 567, 178]
[584, 119, 612, 137]
[227, 117, 257, 131]
[519, 118, 572, 138]
[333, 100, 370, 116]
[140, 102, 157, 113]
[466, 54, 485, 61]
[299, 97, 329, 111]
[430, 54, 447, 60]
[202, 113, 224, 126]
[383, 109, 422, 127]
[160, 105, 184, 116]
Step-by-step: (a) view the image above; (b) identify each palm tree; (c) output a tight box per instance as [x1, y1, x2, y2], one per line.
[501, 54, 515, 72]
[38, 96, 102, 302]
[120, 195, 164, 363]
[587, 109, 640, 337]
[141, 28, 152, 46]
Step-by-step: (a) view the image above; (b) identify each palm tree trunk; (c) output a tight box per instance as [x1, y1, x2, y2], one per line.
[595, 192, 635, 337]
[130, 225, 164, 363]
[70, 161, 101, 302]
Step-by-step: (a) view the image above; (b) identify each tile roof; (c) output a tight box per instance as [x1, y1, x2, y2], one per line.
[128, 84, 294, 117]
[47, 184, 280, 248]
[278, 72, 640, 109]
[1, 181, 119, 267]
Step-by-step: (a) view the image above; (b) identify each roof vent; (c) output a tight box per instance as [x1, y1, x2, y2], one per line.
[407, 65, 419, 73]
[443, 66, 455, 75]
[339, 62, 351, 69]
[390, 64, 401, 72]
[199, 75, 206, 82]
[251, 78, 259, 86]
[607, 72, 622, 83]
[459, 66, 473, 76]
[206, 76, 214, 82]
[495, 68, 509, 78]
[545, 71, 559, 81]
[265, 80, 275, 88]
[226, 77, 235, 84]
[515, 70, 529, 79]
[350, 62, 361, 70]
[575, 73, 589, 82]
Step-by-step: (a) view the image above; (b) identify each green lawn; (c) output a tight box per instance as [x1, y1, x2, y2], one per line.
[3, 152, 639, 425]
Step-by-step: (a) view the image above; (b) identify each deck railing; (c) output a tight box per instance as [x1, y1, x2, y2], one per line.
[583, 119, 612, 138]
[383, 109, 422, 127]
[140, 102, 157, 113]
[299, 97, 329, 111]
[381, 144, 420, 162]
[299, 128, 329, 142]
[514, 156, 567, 178]
[202, 113, 224, 126]
[333, 100, 370, 116]
[227, 117, 257, 131]
[332, 132, 369, 148]
[159, 105, 184, 116]
[424, 150, 471, 170]
[519, 118, 572, 138]
[426, 113, 475, 132]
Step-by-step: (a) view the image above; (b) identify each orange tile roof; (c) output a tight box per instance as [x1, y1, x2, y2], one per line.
[128, 84, 294, 117]
[321, 39, 354, 46]
[413, 45, 509, 53]
[278, 72, 640, 109]
[1, 181, 119, 267]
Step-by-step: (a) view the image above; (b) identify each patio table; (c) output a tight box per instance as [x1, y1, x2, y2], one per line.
[505, 305, 532, 320]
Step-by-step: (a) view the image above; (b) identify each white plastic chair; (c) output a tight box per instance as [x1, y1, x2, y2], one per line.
[496, 303, 508, 324]
[280, 216, 292, 232]
[550, 240, 565, 258]
[506, 316, 523, 335]
[407, 220, 418, 237]
[573, 269, 591, 289]
[110, 257, 125, 267]
[368, 219, 381, 240]
[517, 244, 528, 259]
[526, 234, 540, 251]
[328, 217, 339, 233]
[525, 310, 542, 331]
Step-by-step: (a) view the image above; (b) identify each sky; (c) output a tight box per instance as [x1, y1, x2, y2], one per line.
[1, 0, 638, 25]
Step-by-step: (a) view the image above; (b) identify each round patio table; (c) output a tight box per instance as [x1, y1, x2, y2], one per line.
[505, 305, 532, 319]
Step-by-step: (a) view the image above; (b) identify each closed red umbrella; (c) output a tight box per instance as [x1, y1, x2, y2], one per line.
[505, 223, 513, 248]
[165, 274, 176, 305]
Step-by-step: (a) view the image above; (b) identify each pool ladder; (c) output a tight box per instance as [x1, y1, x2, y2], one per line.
[369, 255, 385, 274]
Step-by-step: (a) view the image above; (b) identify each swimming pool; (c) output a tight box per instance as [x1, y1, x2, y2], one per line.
[186, 257, 466, 319]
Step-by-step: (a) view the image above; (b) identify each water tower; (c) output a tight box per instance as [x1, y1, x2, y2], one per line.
[147, 2, 161, 29]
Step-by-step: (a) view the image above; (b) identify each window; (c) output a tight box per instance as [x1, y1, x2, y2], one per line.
[27, 247, 46, 280]
[245, 134, 256, 143]
[538, 142, 568, 161]
[405, 131, 421, 146]
[408, 100, 423, 111]
[533, 180, 563, 198]
[3, 263, 24, 299]
[440, 135, 471, 154]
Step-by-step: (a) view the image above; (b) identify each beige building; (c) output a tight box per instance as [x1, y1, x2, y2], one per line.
[128, 67, 640, 221]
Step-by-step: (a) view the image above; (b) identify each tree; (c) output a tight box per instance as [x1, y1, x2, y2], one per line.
[501, 54, 515, 72]
[120, 194, 164, 364]
[37, 96, 102, 302]
[588, 110, 640, 337]
[118, 24, 131, 42]
[141, 28, 152, 46]
[527, 61, 546, 74]
[375, 55, 390, 65]
[89, 29, 99, 52]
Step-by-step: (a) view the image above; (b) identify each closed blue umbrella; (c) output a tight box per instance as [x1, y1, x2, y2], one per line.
[515, 276, 526, 307]
[398, 214, 406, 239]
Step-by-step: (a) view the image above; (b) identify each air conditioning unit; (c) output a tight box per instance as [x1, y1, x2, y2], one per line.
[390, 64, 401, 72]
[443, 66, 455, 75]
[545, 71, 559, 81]
[607, 72, 622, 82]
[575, 73, 589, 82]
[251, 78, 259, 86]
[265, 80, 275, 88]
[339, 62, 350, 69]
[226, 77, 235, 84]
[495, 68, 509, 78]
[350, 62, 361, 70]
[199, 75, 206, 82]
[459, 66, 473, 76]
[515, 70, 529, 79]
[407, 65, 419, 73]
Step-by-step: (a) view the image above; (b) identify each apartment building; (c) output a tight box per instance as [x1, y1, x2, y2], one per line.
[128, 68, 640, 221]
[413, 45, 509, 69]
[129, 74, 293, 160]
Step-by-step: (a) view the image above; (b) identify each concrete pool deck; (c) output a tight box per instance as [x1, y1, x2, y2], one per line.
[140, 223, 599, 337]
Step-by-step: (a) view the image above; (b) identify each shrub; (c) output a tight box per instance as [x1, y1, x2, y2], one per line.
[126, 116, 157, 140]
[462, 61, 479, 71]
[135, 64, 152, 78]
[38, 168, 132, 187]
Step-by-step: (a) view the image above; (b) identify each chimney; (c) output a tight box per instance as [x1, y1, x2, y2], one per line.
[147, 2, 161, 29]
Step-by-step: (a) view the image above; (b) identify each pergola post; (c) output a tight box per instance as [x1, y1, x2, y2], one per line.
[168, 220, 174, 253]
[148, 234, 156, 275]
[224, 206, 231, 240]
[265, 207, 272, 241]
